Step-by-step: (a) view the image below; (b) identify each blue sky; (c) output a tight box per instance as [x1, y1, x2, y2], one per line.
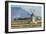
[11, 5, 42, 19]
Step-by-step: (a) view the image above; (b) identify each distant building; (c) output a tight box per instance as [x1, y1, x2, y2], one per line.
[31, 12, 37, 24]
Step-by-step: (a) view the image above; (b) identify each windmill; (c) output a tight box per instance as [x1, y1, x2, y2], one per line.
[31, 9, 37, 24]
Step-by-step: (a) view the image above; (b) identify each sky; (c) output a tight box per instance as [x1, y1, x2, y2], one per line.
[11, 5, 42, 19]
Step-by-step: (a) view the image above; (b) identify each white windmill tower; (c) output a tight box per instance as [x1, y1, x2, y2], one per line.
[31, 9, 37, 24]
